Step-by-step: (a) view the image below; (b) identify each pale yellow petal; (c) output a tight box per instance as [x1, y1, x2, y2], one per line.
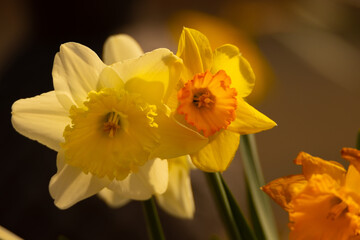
[191, 130, 240, 172]
[49, 152, 110, 209]
[108, 158, 168, 200]
[261, 174, 307, 211]
[294, 152, 347, 184]
[52, 42, 105, 110]
[98, 188, 130, 208]
[112, 48, 182, 104]
[156, 155, 195, 219]
[150, 112, 208, 159]
[227, 99, 276, 134]
[96, 66, 124, 91]
[177, 27, 213, 80]
[11, 91, 70, 151]
[212, 44, 255, 97]
[103, 34, 143, 64]
[0, 226, 23, 240]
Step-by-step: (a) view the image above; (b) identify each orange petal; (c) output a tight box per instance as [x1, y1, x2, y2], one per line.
[261, 174, 307, 211]
[294, 152, 346, 184]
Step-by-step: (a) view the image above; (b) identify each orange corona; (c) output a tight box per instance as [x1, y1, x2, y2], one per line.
[177, 70, 237, 137]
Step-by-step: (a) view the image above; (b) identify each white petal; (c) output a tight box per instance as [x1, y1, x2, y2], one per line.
[156, 156, 195, 219]
[49, 151, 110, 209]
[11, 91, 70, 151]
[98, 188, 130, 208]
[103, 34, 143, 64]
[108, 158, 168, 200]
[52, 42, 105, 110]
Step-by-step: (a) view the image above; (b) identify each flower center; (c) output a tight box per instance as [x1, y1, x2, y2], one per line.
[192, 88, 216, 109]
[103, 111, 124, 137]
[177, 70, 237, 137]
[61, 88, 159, 180]
[327, 198, 348, 220]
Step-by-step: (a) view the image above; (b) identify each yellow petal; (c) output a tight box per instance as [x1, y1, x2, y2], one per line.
[112, 48, 182, 104]
[98, 188, 130, 208]
[191, 130, 240, 172]
[150, 113, 208, 159]
[177, 27, 213, 80]
[107, 158, 168, 200]
[49, 151, 110, 209]
[102, 34, 143, 64]
[212, 44, 255, 98]
[11, 91, 70, 151]
[227, 99, 276, 134]
[261, 174, 307, 211]
[294, 152, 346, 184]
[52, 42, 105, 110]
[156, 155, 195, 219]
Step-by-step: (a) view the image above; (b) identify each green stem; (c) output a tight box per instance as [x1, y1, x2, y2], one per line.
[240, 134, 279, 240]
[220, 175, 257, 240]
[356, 129, 360, 150]
[142, 197, 165, 240]
[205, 172, 242, 240]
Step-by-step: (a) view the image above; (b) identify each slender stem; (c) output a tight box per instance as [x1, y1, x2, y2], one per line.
[240, 134, 279, 240]
[220, 175, 257, 240]
[205, 172, 242, 240]
[356, 129, 360, 150]
[142, 197, 165, 240]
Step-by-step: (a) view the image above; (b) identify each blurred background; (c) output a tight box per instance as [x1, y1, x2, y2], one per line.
[1, 0, 360, 239]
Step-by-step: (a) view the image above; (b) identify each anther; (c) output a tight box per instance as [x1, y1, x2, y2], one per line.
[103, 112, 121, 137]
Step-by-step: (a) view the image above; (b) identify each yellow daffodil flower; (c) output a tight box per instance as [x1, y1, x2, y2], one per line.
[99, 155, 195, 219]
[11, 34, 207, 209]
[262, 148, 360, 240]
[166, 27, 276, 172]
[97, 35, 196, 219]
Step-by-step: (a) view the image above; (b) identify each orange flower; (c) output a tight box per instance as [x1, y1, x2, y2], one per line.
[262, 148, 360, 240]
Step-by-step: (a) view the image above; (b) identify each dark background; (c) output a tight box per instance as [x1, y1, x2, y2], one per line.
[1, 0, 360, 239]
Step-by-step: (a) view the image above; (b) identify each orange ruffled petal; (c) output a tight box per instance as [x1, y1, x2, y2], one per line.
[177, 70, 237, 137]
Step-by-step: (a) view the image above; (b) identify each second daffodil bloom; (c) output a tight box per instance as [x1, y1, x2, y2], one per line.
[262, 148, 360, 240]
[97, 35, 196, 219]
[167, 27, 276, 172]
[11, 34, 207, 209]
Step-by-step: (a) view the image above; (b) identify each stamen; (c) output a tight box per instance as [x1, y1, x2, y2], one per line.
[327, 199, 348, 220]
[104, 112, 121, 137]
[193, 88, 216, 109]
